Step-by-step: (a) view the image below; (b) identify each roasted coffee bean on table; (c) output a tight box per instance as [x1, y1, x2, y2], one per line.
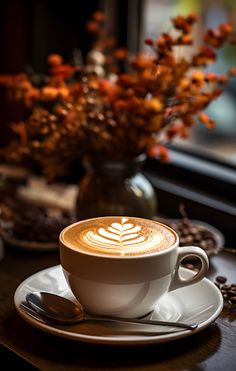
[214, 275, 236, 308]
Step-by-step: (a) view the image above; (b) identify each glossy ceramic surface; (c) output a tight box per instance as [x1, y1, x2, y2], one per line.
[14, 265, 223, 346]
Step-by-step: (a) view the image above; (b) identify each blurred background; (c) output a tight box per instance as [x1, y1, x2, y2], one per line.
[141, 0, 236, 169]
[0, 0, 235, 247]
[1, 0, 235, 167]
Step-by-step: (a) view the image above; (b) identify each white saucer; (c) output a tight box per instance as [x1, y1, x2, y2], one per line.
[14, 265, 223, 346]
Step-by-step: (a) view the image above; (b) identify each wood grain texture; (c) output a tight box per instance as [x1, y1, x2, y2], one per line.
[0, 246, 235, 371]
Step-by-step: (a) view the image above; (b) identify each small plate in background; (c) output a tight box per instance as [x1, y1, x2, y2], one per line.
[155, 216, 225, 258]
[1, 231, 58, 251]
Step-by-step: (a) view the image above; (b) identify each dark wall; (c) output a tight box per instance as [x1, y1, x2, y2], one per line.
[0, 0, 100, 146]
[0, 0, 100, 74]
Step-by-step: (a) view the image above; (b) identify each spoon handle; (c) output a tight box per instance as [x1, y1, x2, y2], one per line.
[20, 303, 193, 335]
[87, 315, 198, 330]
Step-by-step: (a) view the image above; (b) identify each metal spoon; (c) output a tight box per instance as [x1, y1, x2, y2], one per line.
[26, 292, 198, 330]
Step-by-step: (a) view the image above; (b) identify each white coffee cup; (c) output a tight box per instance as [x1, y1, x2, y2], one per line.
[59, 216, 209, 318]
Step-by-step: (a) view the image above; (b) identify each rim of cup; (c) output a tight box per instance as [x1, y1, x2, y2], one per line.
[59, 216, 180, 259]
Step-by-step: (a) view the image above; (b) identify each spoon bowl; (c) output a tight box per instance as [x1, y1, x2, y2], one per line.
[26, 291, 198, 330]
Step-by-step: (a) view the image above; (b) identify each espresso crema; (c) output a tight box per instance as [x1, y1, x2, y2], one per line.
[62, 217, 176, 256]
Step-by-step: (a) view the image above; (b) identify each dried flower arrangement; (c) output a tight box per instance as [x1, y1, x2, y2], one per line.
[0, 11, 236, 181]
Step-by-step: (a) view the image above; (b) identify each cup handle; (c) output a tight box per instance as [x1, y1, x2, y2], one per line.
[169, 246, 209, 291]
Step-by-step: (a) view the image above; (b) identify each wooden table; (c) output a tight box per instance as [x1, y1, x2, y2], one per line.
[0, 245, 236, 371]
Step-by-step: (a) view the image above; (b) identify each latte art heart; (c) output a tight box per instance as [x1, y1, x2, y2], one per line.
[62, 217, 176, 256]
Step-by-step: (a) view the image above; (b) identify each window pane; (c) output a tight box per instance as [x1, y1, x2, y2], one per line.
[141, 0, 236, 168]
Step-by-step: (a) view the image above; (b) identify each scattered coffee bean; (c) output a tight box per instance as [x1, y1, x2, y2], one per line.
[229, 297, 236, 305]
[227, 290, 236, 298]
[214, 275, 236, 309]
[222, 284, 231, 290]
[216, 275, 227, 284]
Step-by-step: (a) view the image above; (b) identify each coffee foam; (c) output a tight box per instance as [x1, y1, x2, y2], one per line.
[62, 217, 176, 256]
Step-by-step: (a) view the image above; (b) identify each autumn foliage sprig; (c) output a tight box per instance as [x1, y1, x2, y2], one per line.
[0, 11, 236, 181]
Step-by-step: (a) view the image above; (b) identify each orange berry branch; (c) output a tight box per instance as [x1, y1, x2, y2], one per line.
[0, 12, 235, 181]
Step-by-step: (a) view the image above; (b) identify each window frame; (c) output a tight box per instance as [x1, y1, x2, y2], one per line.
[111, 0, 236, 248]
[144, 148, 236, 248]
